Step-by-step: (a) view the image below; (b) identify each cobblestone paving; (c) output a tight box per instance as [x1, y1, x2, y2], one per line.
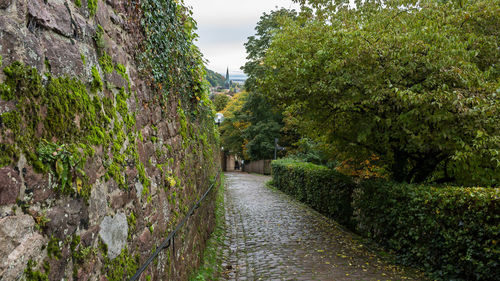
[221, 172, 424, 281]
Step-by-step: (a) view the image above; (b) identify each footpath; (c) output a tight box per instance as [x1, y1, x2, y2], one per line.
[219, 172, 424, 281]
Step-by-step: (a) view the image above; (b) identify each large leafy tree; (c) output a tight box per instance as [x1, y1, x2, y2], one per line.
[220, 91, 249, 158]
[237, 8, 298, 160]
[263, 0, 500, 185]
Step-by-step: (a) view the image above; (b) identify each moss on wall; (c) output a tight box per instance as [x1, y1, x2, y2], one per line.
[0, 61, 142, 197]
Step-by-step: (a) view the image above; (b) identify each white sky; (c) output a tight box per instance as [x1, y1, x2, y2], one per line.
[183, 0, 300, 76]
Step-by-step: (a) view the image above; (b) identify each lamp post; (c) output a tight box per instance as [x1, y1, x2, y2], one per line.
[214, 113, 224, 126]
[274, 138, 285, 159]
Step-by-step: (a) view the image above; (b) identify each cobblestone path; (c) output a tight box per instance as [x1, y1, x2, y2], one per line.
[220, 172, 424, 281]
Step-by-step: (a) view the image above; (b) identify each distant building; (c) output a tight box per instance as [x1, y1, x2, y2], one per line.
[224, 67, 232, 89]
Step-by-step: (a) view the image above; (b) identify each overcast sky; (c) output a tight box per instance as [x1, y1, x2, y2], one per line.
[183, 0, 299, 76]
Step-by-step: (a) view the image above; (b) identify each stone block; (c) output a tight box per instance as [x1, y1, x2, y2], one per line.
[43, 34, 84, 77]
[99, 212, 128, 259]
[0, 17, 44, 70]
[28, 0, 74, 38]
[0, 214, 46, 279]
[0, 167, 21, 205]
[45, 199, 85, 239]
[89, 180, 107, 225]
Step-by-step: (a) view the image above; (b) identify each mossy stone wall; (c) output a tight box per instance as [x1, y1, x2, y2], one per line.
[0, 0, 219, 280]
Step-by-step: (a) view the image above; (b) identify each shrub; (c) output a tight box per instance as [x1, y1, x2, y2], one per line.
[271, 159, 355, 227]
[354, 181, 500, 281]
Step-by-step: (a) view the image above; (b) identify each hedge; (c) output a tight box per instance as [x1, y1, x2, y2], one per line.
[271, 159, 355, 227]
[271, 159, 500, 281]
[354, 181, 500, 281]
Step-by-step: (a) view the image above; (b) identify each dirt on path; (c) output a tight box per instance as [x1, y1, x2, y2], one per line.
[220, 172, 424, 281]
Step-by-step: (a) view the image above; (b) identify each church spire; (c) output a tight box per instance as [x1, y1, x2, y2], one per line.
[225, 67, 230, 89]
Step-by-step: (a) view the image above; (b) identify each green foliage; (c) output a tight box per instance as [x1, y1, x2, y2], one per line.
[189, 176, 226, 281]
[115, 63, 130, 88]
[34, 210, 50, 231]
[24, 260, 49, 281]
[0, 143, 16, 167]
[221, 8, 298, 161]
[47, 236, 62, 260]
[87, 0, 97, 17]
[99, 52, 114, 74]
[70, 235, 95, 268]
[74, 0, 81, 8]
[272, 157, 500, 280]
[37, 140, 84, 195]
[264, 0, 500, 185]
[0, 61, 138, 199]
[219, 91, 248, 158]
[104, 248, 140, 281]
[205, 69, 225, 88]
[127, 211, 136, 238]
[80, 53, 86, 65]
[91, 66, 103, 93]
[271, 159, 355, 226]
[354, 180, 500, 281]
[95, 25, 105, 51]
[212, 93, 230, 112]
[141, 0, 206, 105]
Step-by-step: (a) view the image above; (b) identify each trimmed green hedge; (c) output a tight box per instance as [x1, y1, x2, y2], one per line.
[271, 159, 500, 281]
[354, 181, 500, 281]
[271, 159, 355, 227]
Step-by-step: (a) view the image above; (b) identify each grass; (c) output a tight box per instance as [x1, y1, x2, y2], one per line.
[189, 173, 226, 281]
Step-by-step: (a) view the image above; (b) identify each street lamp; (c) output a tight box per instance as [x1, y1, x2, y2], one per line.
[274, 138, 286, 159]
[214, 113, 224, 126]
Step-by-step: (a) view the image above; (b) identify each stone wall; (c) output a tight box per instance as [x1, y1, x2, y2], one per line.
[0, 0, 219, 280]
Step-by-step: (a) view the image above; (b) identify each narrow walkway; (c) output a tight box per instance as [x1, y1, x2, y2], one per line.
[221, 172, 423, 281]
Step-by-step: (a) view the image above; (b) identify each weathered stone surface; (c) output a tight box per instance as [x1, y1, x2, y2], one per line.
[125, 166, 138, 186]
[96, 0, 112, 31]
[138, 227, 152, 252]
[44, 34, 84, 77]
[0, 0, 218, 279]
[25, 166, 52, 203]
[81, 225, 99, 247]
[0, 214, 34, 256]
[85, 153, 106, 185]
[0, 100, 16, 115]
[0, 167, 21, 204]
[73, 13, 95, 41]
[45, 199, 85, 239]
[89, 180, 107, 225]
[0, 0, 12, 9]
[0, 214, 46, 279]
[0, 17, 44, 70]
[134, 181, 143, 199]
[1, 232, 45, 280]
[110, 189, 129, 209]
[105, 71, 128, 89]
[28, 0, 74, 37]
[99, 212, 128, 259]
[110, 11, 123, 26]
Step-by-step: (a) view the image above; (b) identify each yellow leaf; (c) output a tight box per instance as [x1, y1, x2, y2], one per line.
[76, 178, 83, 194]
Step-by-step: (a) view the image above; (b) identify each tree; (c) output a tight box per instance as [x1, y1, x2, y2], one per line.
[235, 8, 298, 160]
[213, 93, 230, 112]
[262, 0, 500, 185]
[220, 91, 249, 158]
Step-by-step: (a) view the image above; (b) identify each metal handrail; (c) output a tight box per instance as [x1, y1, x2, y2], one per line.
[128, 172, 221, 281]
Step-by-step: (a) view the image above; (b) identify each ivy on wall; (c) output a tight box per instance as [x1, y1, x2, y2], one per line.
[141, 0, 206, 106]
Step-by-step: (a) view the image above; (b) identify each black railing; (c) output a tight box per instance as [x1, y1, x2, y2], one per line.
[129, 172, 221, 281]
